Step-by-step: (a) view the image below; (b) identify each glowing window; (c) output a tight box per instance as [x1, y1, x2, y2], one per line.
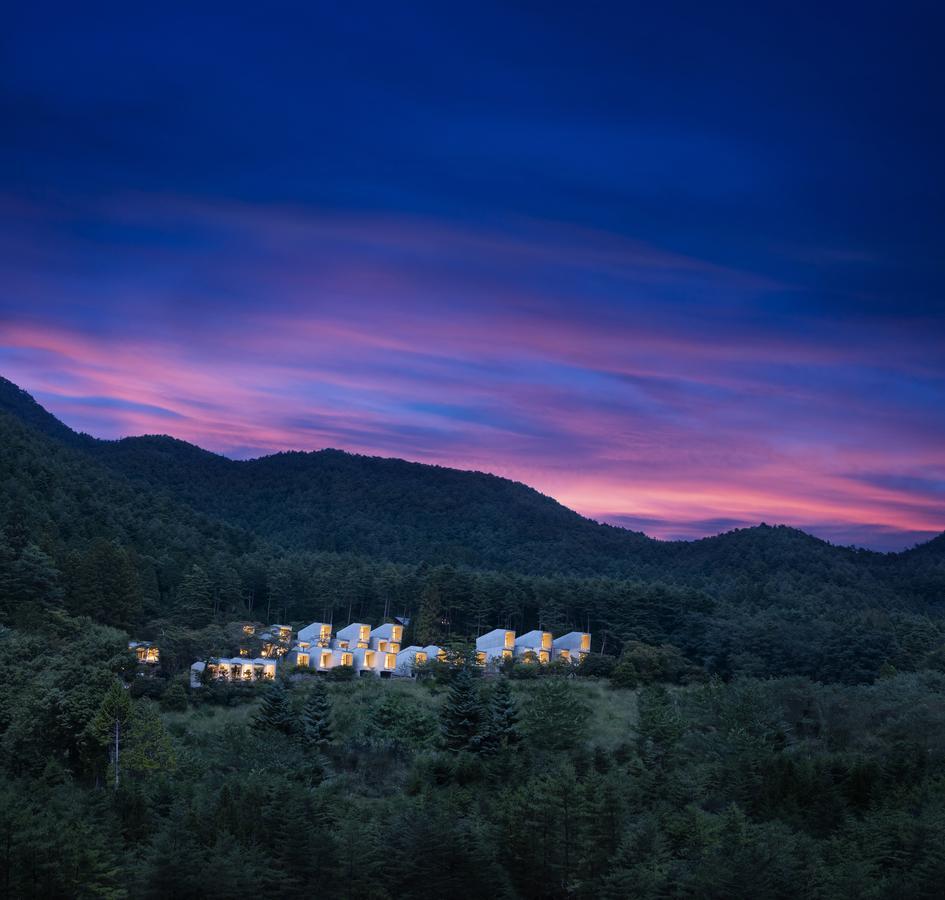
[392, 626, 403, 642]
[541, 633, 552, 650]
[341, 653, 353, 666]
[416, 652, 427, 664]
[504, 631, 515, 648]
[539, 650, 550, 663]
[321, 652, 332, 667]
[385, 654, 396, 668]
[378, 640, 388, 652]
[580, 634, 591, 651]
[298, 654, 309, 667]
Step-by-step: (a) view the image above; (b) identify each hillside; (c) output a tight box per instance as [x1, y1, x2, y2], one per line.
[1, 375, 944, 684]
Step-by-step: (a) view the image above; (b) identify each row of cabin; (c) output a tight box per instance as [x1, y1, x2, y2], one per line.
[190, 657, 278, 687]
[190, 622, 592, 686]
[284, 622, 404, 677]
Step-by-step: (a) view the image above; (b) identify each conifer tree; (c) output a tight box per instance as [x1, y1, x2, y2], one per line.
[301, 679, 333, 748]
[177, 564, 214, 627]
[485, 678, 520, 752]
[92, 681, 134, 789]
[253, 679, 294, 734]
[441, 667, 486, 753]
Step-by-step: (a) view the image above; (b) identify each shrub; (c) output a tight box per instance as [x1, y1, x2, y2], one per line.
[328, 665, 356, 682]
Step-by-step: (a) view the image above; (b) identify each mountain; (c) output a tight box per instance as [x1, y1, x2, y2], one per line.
[1, 374, 944, 685]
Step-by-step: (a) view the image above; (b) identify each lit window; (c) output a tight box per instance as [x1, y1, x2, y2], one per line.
[298, 654, 309, 667]
[580, 634, 591, 651]
[378, 640, 387, 652]
[539, 650, 550, 663]
[385, 654, 396, 668]
[504, 631, 514, 648]
[341, 653, 353, 666]
[541, 633, 552, 650]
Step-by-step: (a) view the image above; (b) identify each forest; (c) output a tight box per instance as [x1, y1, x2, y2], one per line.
[1, 376, 945, 897]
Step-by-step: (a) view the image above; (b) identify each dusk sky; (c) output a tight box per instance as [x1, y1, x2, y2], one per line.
[2, 2, 943, 551]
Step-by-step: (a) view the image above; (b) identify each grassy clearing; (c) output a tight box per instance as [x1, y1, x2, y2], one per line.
[165, 675, 638, 751]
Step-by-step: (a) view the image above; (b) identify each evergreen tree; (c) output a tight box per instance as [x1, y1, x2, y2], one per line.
[521, 678, 590, 751]
[301, 679, 333, 748]
[253, 679, 294, 734]
[177, 564, 214, 627]
[5, 543, 62, 627]
[124, 701, 177, 777]
[416, 580, 447, 646]
[485, 678, 520, 752]
[160, 681, 189, 712]
[92, 681, 134, 789]
[441, 667, 487, 753]
[64, 539, 142, 629]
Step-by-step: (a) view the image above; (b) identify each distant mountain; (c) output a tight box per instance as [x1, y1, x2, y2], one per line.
[1, 374, 942, 594]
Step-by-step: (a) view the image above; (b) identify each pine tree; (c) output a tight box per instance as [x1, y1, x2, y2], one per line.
[6, 543, 62, 627]
[159, 681, 188, 712]
[253, 679, 294, 734]
[441, 667, 487, 753]
[92, 681, 134, 789]
[124, 701, 177, 777]
[177, 564, 213, 627]
[485, 678, 520, 752]
[301, 679, 333, 748]
[416, 579, 446, 646]
[521, 678, 590, 751]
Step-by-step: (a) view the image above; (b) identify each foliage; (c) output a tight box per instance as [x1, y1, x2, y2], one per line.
[253, 679, 294, 734]
[440, 667, 487, 753]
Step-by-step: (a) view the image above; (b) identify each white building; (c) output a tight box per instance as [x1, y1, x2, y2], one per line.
[422, 645, 447, 663]
[514, 630, 553, 663]
[394, 645, 428, 677]
[336, 622, 371, 649]
[552, 631, 591, 663]
[369, 622, 403, 653]
[297, 621, 332, 646]
[191, 657, 278, 686]
[476, 629, 515, 667]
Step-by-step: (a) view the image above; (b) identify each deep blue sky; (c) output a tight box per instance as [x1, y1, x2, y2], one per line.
[1, 1, 943, 549]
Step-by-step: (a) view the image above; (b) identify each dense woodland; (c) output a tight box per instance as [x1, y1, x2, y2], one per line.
[1, 376, 945, 897]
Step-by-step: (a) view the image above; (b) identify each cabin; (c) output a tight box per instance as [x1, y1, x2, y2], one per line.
[298, 621, 333, 647]
[422, 644, 447, 663]
[369, 623, 404, 654]
[191, 657, 277, 686]
[394, 646, 429, 677]
[285, 642, 312, 669]
[552, 631, 591, 663]
[514, 630, 553, 663]
[129, 641, 160, 665]
[476, 629, 515, 667]
[336, 622, 371, 649]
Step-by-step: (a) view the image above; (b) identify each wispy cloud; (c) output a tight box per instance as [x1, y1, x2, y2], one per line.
[1, 195, 943, 550]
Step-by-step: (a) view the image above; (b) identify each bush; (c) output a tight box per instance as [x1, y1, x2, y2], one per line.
[328, 665, 356, 682]
[129, 676, 167, 700]
[160, 680, 189, 712]
[576, 654, 616, 678]
[611, 642, 704, 688]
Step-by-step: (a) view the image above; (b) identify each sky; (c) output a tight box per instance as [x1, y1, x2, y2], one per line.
[1, 2, 943, 551]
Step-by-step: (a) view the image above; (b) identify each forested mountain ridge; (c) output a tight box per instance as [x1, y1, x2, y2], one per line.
[1, 374, 944, 684]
